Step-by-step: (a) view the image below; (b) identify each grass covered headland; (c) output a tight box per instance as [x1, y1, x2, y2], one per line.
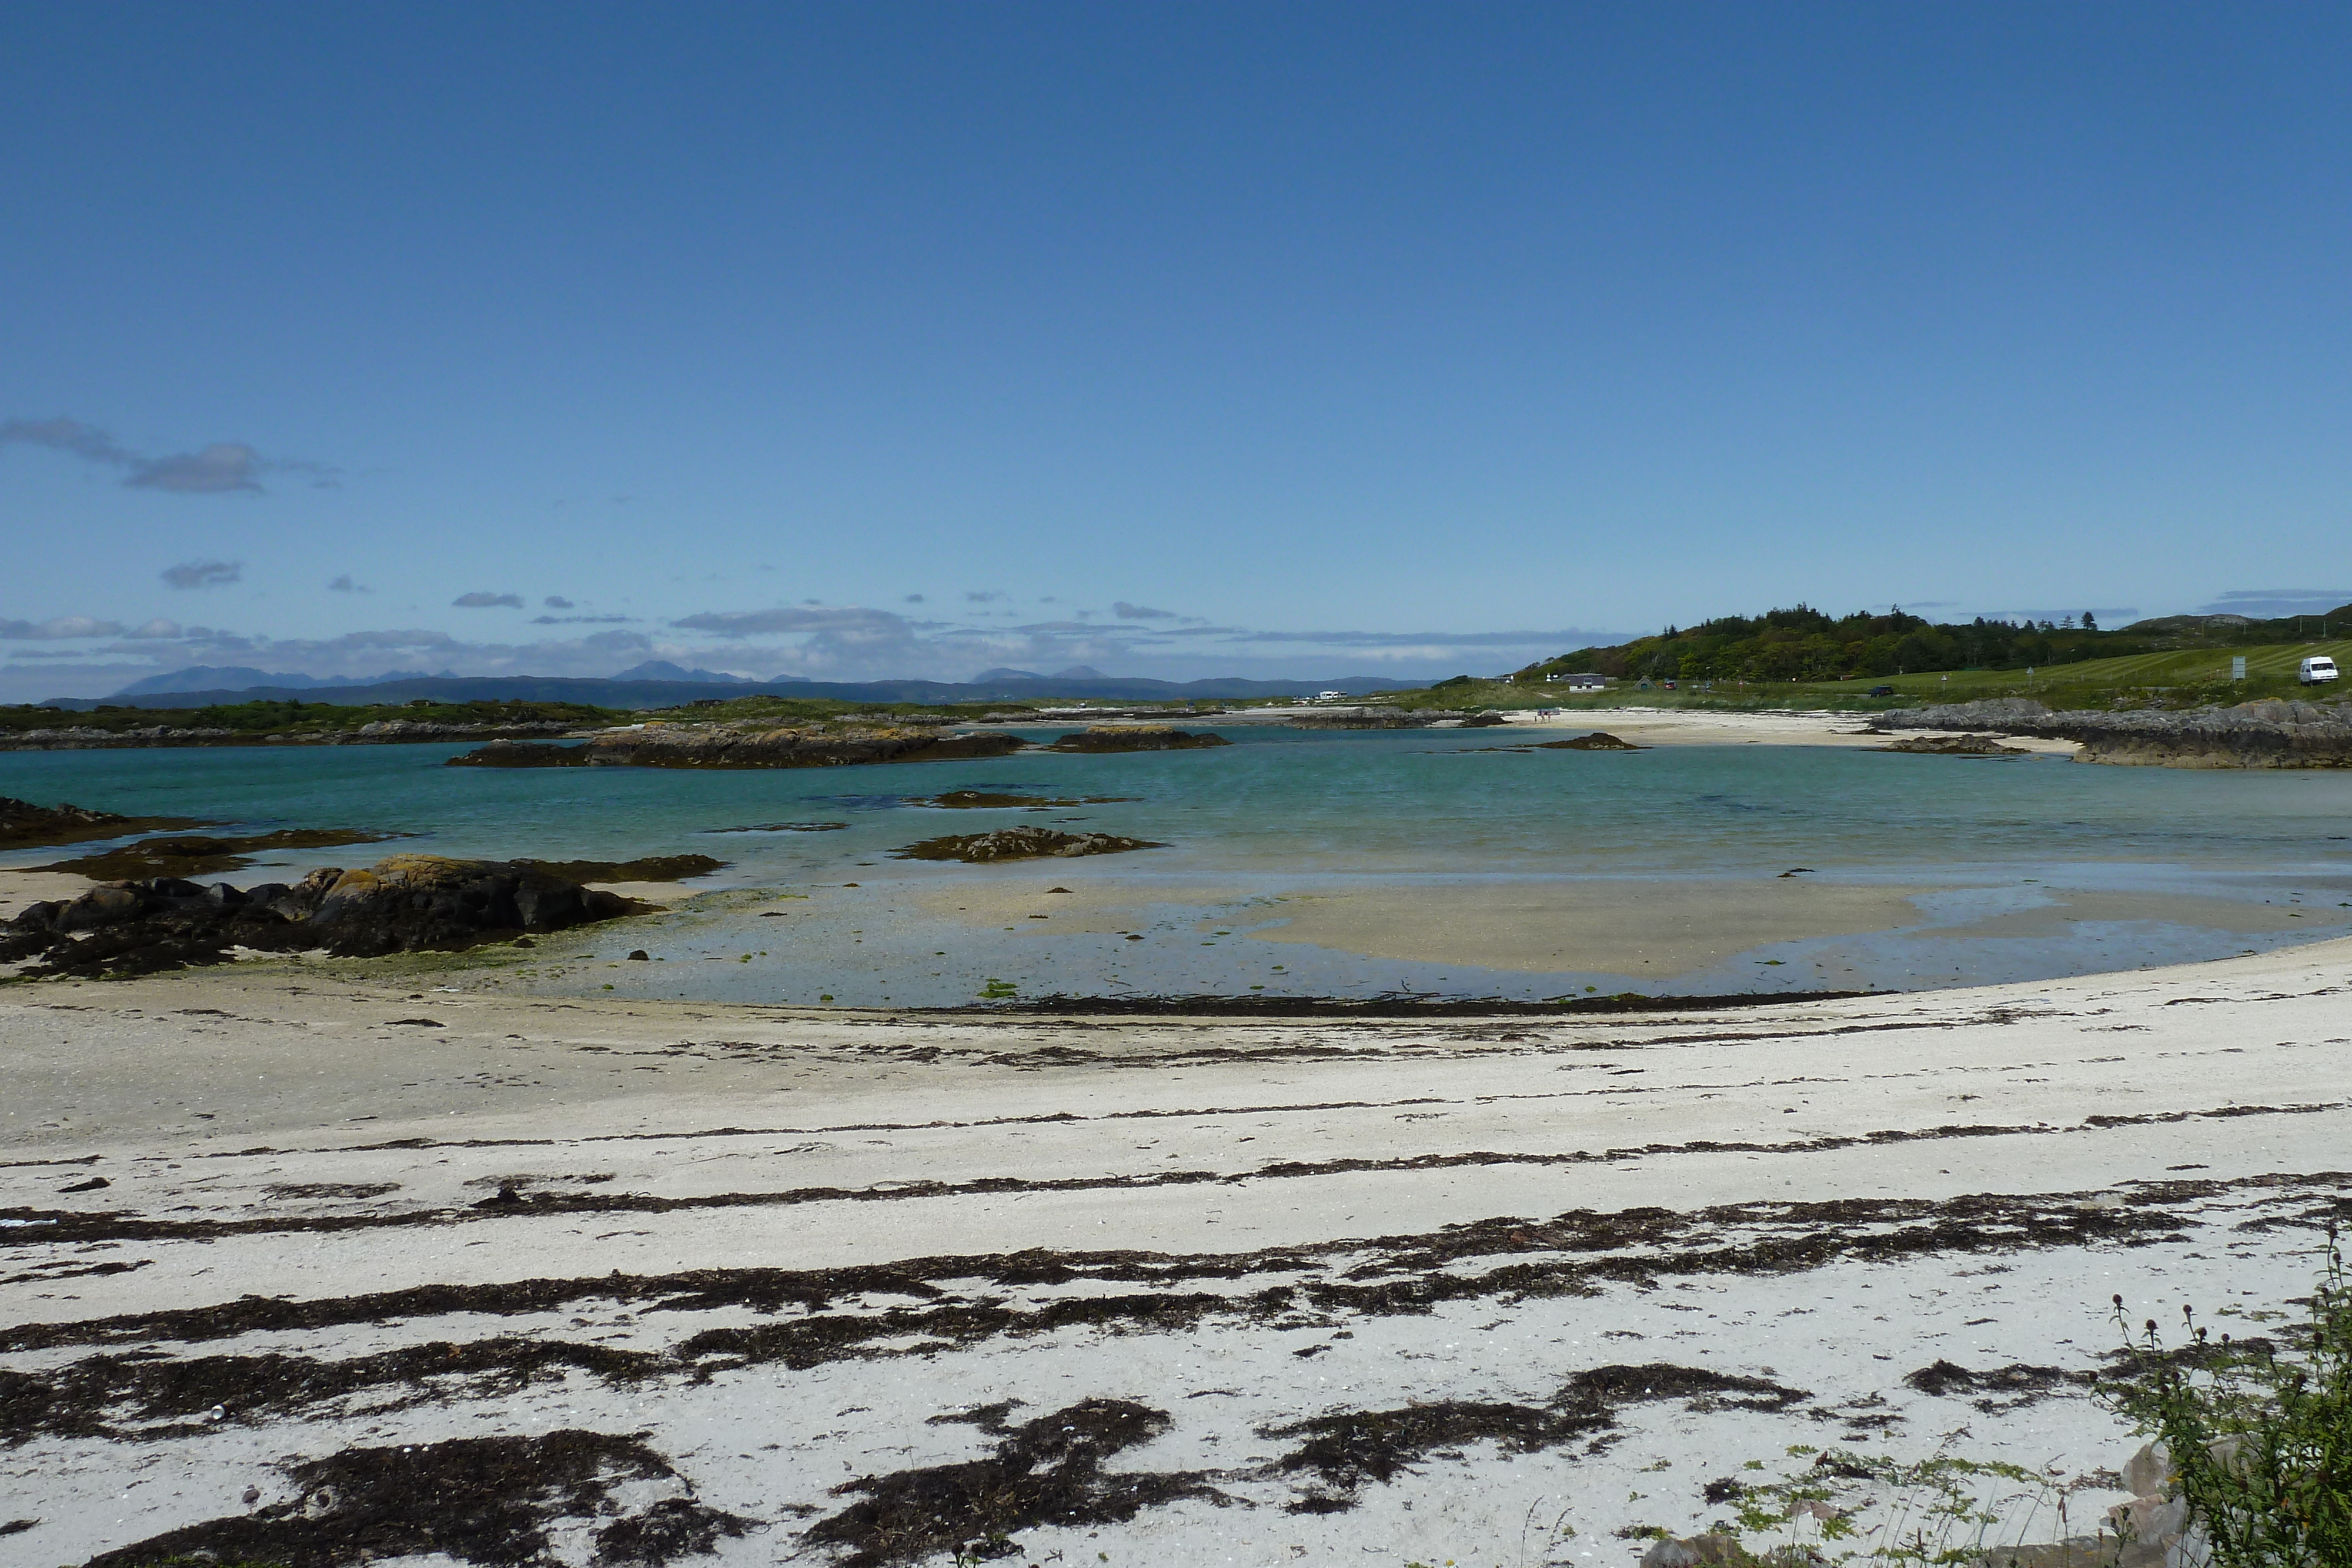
[1392, 601, 2352, 714]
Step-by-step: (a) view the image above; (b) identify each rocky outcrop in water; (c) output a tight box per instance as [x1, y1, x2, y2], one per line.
[0, 796, 213, 848]
[1, 854, 640, 978]
[1041, 727, 1231, 753]
[1876, 698, 2352, 767]
[1535, 731, 1645, 751]
[447, 725, 1024, 769]
[37, 828, 403, 880]
[0, 721, 577, 751]
[1878, 733, 2029, 757]
[892, 827, 1165, 864]
[1284, 713, 1442, 730]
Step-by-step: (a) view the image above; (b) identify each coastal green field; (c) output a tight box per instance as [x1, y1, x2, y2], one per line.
[1384, 637, 2352, 715]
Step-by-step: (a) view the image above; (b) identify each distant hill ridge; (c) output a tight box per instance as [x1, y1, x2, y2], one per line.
[48, 670, 1421, 711]
[111, 665, 458, 696]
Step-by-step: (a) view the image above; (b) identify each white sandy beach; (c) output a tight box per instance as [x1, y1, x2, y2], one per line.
[4, 932, 2347, 1566]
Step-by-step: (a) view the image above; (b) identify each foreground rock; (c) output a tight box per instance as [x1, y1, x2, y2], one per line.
[0, 795, 213, 850]
[1878, 697, 2352, 767]
[1041, 726, 1231, 753]
[893, 827, 1166, 863]
[448, 724, 1023, 769]
[0, 854, 641, 978]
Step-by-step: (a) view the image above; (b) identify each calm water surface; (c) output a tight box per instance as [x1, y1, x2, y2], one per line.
[6, 728, 2350, 1002]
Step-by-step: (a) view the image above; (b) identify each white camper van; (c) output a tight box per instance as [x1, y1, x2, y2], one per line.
[2301, 656, 2340, 685]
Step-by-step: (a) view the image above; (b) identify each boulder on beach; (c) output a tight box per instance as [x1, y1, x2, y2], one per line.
[891, 827, 1166, 864]
[1, 854, 643, 978]
[1042, 726, 1230, 753]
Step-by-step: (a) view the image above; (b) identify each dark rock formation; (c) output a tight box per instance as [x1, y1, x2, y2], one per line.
[907, 791, 1138, 808]
[2, 854, 640, 979]
[1535, 731, 1645, 751]
[1876, 697, 2352, 767]
[1284, 713, 1440, 730]
[0, 796, 212, 850]
[447, 725, 1024, 769]
[1042, 727, 1231, 753]
[37, 828, 403, 880]
[444, 740, 592, 765]
[893, 827, 1166, 864]
[517, 855, 726, 883]
[0, 720, 577, 752]
[1877, 733, 2029, 757]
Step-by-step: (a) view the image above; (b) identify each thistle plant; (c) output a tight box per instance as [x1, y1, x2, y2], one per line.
[2103, 1225, 2351, 1567]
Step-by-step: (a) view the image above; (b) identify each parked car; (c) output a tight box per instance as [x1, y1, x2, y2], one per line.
[2300, 656, 2340, 685]
[1867, 684, 1895, 697]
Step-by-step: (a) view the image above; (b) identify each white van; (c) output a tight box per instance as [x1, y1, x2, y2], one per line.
[2301, 656, 2340, 684]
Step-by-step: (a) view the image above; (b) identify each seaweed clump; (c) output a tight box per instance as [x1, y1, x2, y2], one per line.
[806, 1398, 1220, 1567]
[83, 1429, 750, 1567]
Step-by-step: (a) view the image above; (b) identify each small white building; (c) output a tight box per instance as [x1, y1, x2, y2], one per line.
[1546, 673, 1606, 691]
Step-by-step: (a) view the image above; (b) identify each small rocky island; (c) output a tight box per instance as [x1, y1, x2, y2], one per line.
[1041, 726, 1230, 753]
[0, 795, 214, 848]
[893, 827, 1165, 863]
[1535, 731, 1645, 751]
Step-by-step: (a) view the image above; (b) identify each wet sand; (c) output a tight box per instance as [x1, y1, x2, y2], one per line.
[5, 940, 2348, 1565]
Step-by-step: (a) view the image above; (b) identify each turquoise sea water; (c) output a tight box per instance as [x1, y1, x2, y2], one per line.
[6, 727, 2351, 1002]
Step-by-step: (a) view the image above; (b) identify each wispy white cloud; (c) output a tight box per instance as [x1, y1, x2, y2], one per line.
[162, 560, 243, 590]
[0, 615, 126, 639]
[1, 417, 337, 493]
[452, 591, 524, 609]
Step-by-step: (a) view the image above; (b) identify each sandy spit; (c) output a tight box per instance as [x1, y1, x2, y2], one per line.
[3, 936, 2347, 1566]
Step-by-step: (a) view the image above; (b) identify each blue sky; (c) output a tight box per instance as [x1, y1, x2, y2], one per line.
[5, 2, 2350, 698]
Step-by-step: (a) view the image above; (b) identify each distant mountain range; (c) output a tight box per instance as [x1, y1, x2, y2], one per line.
[111, 666, 459, 696]
[51, 667, 1425, 711]
[610, 660, 803, 685]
